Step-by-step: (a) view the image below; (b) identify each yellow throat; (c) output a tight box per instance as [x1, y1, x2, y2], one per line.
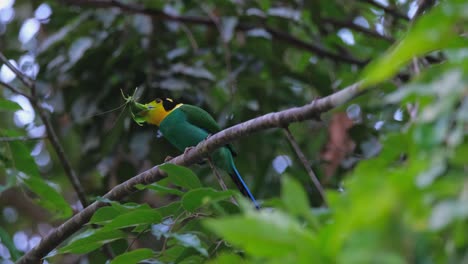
[144, 98, 182, 126]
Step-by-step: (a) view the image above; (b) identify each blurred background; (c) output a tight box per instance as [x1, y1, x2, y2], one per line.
[2, 0, 465, 263]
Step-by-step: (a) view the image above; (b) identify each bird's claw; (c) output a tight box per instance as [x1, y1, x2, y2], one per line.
[164, 156, 174, 162]
[183, 146, 195, 155]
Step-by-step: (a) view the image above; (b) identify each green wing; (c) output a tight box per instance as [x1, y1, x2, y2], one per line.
[179, 104, 221, 134]
[179, 104, 237, 156]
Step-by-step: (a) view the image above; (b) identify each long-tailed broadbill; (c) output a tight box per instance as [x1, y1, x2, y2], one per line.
[134, 98, 259, 208]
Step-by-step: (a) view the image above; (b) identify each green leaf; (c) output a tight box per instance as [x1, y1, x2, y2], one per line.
[110, 248, 154, 264]
[282, 176, 320, 229]
[58, 229, 125, 254]
[8, 141, 40, 178]
[111, 201, 152, 212]
[182, 187, 235, 212]
[2, 135, 72, 218]
[452, 143, 468, 166]
[206, 253, 244, 264]
[0, 99, 22, 111]
[89, 206, 121, 225]
[159, 163, 202, 190]
[156, 201, 183, 217]
[361, 0, 468, 87]
[172, 233, 208, 257]
[281, 176, 310, 217]
[0, 168, 17, 194]
[18, 173, 73, 219]
[94, 199, 151, 212]
[283, 48, 311, 73]
[158, 245, 187, 263]
[101, 208, 162, 230]
[204, 210, 317, 260]
[136, 183, 185, 196]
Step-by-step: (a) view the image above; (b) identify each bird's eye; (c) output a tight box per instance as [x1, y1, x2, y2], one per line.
[155, 98, 162, 103]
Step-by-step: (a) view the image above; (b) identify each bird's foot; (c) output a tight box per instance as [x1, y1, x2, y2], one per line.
[204, 134, 212, 141]
[183, 146, 195, 155]
[164, 156, 174, 162]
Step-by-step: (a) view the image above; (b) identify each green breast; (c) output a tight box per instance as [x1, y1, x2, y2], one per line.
[159, 107, 234, 172]
[159, 108, 209, 152]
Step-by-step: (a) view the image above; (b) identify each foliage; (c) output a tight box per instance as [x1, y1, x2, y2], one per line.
[0, 0, 468, 263]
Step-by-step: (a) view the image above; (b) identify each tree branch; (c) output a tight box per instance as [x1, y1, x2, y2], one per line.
[0, 81, 32, 99]
[362, 0, 410, 21]
[1, 51, 117, 258]
[0, 136, 46, 142]
[208, 158, 238, 206]
[61, 0, 366, 66]
[283, 127, 327, 206]
[17, 81, 363, 263]
[322, 17, 395, 42]
[36, 106, 90, 206]
[0, 52, 89, 207]
[413, 0, 436, 19]
[0, 53, 35, 87]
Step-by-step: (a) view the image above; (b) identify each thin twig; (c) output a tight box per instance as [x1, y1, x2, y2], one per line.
[408, 0, 436, 72]
[0, 136, 46, 142]
[0, 81, 32, 99]
[207, 159, 228, 192]
[0, 53, 34, 87]
[35, 106, 115, 260]
[361, 0, 410, 21]
[322, 17, 395, 42]
[0, 51, 115, 260]
[38, 107, 90, 206]
[179, 24, 199, 52]
[124, 226, 149, 253]
[283, 127, 327, 206]
[0, 52, 90, 209]
[210, 240, 224, 256]
[405, 0, 425, 122]
[263, 26, 366, 65]
[413, 0, 436, 18]
[412, 58, 420, 75]
[160, 212, 185, 255]
[207, 158, 238, 206]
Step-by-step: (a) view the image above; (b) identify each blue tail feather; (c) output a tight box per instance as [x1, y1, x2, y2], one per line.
[230, 164, 260, 209]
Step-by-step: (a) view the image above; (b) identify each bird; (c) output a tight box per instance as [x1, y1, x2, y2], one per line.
[135, 98, 259, 209]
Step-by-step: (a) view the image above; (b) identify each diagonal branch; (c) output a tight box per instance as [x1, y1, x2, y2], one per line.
[0, 53, 35, 88]
[208, 158, 239, 206]
[413, 0, 436, 19]
[0, 81, 32, 99]
[322, 17, 395, 42]
[361, 0, 410, 21]
[283, 127, 327, 206]
[0, 136, 46, 142]
[0, 52, 116, 259]
[36, 106, 90, 207]
[0, 53, 89, 208]
[61, 0, 366, 65]
[17, 81, 363, 263]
